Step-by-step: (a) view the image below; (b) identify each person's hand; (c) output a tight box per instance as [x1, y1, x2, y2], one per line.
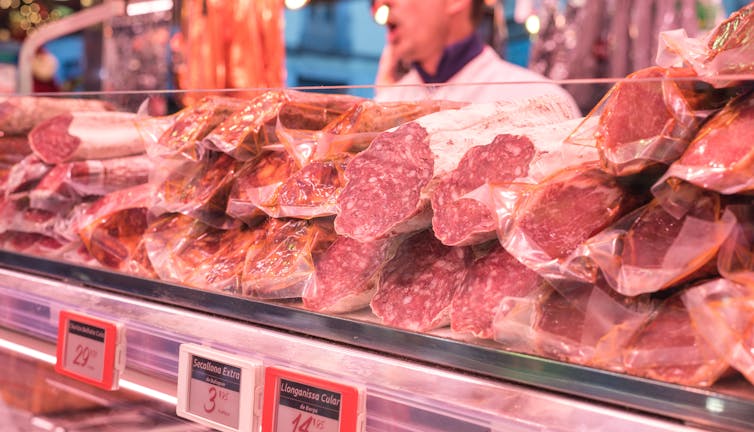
[375, 43, 408, 86]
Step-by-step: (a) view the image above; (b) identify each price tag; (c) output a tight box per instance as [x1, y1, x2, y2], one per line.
[177, 344, 263, 432]
[262, 366, 365, 432]
[54, 310, 125, 391]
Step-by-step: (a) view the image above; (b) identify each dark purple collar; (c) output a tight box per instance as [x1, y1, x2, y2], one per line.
[414, 33, 485, 84]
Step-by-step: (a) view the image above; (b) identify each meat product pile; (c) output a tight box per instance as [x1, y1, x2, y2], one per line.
[6, 4, 754, 393]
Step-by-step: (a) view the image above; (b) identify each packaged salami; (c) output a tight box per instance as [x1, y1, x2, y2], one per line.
[29, 112, 146, 164]
[566, 66, 716, 177]
[241, 218, 336, 299]
[623, 293, 730, 387]
[302, 235, 404, 314]
[226, 151, 299, 226]
[683, 278, 754, 386]
[493, 277, 655, 370]
[143, 96, 248, 161]
[279, 99, 465, 167]
[582, 184, 735, 296]
[335, 97, 578, 242]
[75, 183, 156, 277]
[653, 91, 754, 196]
[203, 91, 360, 162]
[0, 96, 114, 136]
[153, 152, 241, 229]
[657, 3, 754, 87]
[498, 163, 646, 282]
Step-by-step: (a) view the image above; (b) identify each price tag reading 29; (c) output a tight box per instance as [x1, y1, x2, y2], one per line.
[177, 344, 263, 432]
[263, 367, 365, 432]
[55, 311, 125, 391]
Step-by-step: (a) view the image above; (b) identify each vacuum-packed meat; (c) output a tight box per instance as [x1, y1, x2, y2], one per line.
[336, 98, 577, 242]
[302, 235, 402, 313]
[370, 230, 472, 332]
[432, 118, 595, 246]
[0, 96, 113, 135]
[451, 243, 544, 339]
[29, 112, 146, 164]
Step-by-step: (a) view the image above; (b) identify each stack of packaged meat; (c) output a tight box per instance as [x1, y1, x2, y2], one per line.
[5, 3, 754, 391]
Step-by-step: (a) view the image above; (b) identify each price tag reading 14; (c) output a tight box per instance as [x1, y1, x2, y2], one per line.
[263, 367, 365, 432]
[55, 311, 125, 391]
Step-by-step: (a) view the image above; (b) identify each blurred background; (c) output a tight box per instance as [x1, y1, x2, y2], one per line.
[0, 0, 751, 111]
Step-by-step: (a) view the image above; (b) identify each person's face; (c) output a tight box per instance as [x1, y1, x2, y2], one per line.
[376, 0, 449, 65]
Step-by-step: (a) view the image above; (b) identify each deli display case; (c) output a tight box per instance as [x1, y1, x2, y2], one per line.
[5, 12, 754, 428]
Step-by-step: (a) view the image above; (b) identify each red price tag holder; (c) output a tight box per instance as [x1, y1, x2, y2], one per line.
[54, 310, 125, 391]
[177, 344, 263, 432]
[262, 366, 365, 432]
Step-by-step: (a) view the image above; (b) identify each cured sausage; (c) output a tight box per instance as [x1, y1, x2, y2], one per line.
[370, 230, 471, 332]
[0, 96, 113, 135]
[302, 235, 402, 314]
[335, 98, 577, 242]
[29, 112, 146, 164]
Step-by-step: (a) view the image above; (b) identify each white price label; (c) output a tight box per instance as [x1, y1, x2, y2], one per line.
[263, 367, 365, 432]
[177, 344, 263, 432]
[55, 311, 124, 390]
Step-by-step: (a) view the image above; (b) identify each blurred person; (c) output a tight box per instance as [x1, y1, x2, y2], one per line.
[31, 47, 60, 93]
[373, 0, 580, 114]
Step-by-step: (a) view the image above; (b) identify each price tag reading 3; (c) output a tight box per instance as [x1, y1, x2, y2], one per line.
[55, 311, 125, 391]
[263, 367, 365, 432]
[189, 355, 242, 429]
[177, 344, 263, 432]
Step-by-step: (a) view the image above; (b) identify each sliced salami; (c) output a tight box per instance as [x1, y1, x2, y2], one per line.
[450, 243, 544, 339]
[432, 118, 594, 246]
[335, 98, 578, 242]
[370, 230, 472, 332]
[29, 112, 145, 164]
[302, 235, 402, 313]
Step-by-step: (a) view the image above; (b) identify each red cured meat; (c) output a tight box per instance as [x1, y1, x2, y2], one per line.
[302, 236, 401, 313]
[183, 226, 263, 293]
[370, 230, 471, 332]
[432, 134, 535, 246]
[155, 96, 248, 160]
[654, 92, 754, 195]
[143, 213, 227, 284]
[242, 218, 335, 299]
[0, 96, 113, 135]
[336, 98, 578, 242]
[29, 112, 145, 164]
[596, 67, 671, 155]
[2, 155, 51, 196]
[76, 184, 155, 277]
[29, 114, 79, 164]
[265, 153, 352, 219]
[0, 136, 31, 156]
[508, 165, 635, 263]
[226, 151, 299, 226]
[155, 152, 241, 229]
[591, 67, 705, 176]
[450, 243, 543, 339]
[335, 122, 433, 240]
[680, 96, 754, 169]
[622, 295, 729, 387]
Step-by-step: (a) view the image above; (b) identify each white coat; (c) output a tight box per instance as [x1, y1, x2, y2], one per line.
[374, 46, 581, 117]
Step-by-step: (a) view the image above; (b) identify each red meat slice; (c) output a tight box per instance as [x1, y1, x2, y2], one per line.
[370, 230, 471, 332]
[302, 236, 401, 313]
[335, 122, 433, 240]
[226, 151, 299, 226]
[450, 243, 544, 339]
[623, 295, 730, 387]
[432, 134, 535, 246]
